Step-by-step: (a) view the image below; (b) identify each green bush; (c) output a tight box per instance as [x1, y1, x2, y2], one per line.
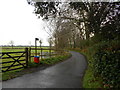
[93, 40, 120, 88]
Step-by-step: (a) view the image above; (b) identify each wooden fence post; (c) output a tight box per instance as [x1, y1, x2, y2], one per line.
[29, 47, 31, 63]
[49, 48, 51, 58]
[25, 48, 28, 68]
[41, 48, 42, 59]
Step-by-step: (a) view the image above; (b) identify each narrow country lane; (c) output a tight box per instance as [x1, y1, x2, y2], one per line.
[2, 51, 87, 88]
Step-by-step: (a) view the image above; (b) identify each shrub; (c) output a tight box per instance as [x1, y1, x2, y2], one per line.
[93, 40, 120, 88]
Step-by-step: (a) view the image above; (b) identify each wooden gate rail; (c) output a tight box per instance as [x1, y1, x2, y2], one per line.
[0, 48, 28, 72]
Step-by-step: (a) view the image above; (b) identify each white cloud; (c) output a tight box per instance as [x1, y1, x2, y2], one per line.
[0, 0, 49, 46]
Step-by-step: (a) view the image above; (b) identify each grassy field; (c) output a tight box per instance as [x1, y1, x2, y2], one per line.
[2, 46, 49, 52]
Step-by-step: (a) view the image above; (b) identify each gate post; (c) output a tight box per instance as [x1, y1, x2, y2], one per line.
[29, 47, 31, 63]
[25, 48, 29, 67]
[41, 48, 42, 59]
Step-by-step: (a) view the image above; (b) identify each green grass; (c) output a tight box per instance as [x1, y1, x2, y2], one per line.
[2, 69, 24, 81]
[83, 66, 103, 88]
[40, 53, 71, 65]
[2, 46, 49, 52]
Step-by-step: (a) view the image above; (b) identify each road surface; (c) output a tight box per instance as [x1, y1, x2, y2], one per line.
[2, 51, 87, 88]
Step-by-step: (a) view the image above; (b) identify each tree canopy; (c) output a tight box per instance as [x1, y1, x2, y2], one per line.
[27, 0, 120, 47]
[27, 1, 119, 39]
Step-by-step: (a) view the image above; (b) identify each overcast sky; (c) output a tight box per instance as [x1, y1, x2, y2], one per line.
[0, 0, 49, 46]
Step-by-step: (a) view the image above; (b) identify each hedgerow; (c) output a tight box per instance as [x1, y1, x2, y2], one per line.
[93, 40, 120, 88]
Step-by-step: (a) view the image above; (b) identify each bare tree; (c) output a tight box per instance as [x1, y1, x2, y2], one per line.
[9, 40, 14, 49]
[28, 41, 31, 47]
[39, 39, 42, 48]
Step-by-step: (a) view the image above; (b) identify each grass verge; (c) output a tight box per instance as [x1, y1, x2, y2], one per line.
[70, 48, 103, 88]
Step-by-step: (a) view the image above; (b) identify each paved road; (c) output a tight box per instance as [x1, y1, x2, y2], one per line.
[2, 51, 87, 88]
